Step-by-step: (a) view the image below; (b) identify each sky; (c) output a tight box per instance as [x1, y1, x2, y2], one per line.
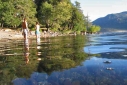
[71, 0, 127, 21]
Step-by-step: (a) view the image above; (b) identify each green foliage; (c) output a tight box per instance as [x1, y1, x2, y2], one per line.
[38, 0, 72, 31]
[68, 1, 87, 32]
[38, 2, 53, 28]
[0, 0, 37, 28]
[73, 23, 86, 31]
[30, 27, 35, 31]
[50, 27, 59, 32]
[0, 0, 100, 33]
[88, 25, 101, 33]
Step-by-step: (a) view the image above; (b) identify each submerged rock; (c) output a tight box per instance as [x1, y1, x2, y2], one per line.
[103, 61, 111, 63]
[106, 67, 114, 70]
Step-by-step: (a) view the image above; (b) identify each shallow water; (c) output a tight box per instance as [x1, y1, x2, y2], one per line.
[0, 32, 127, 85]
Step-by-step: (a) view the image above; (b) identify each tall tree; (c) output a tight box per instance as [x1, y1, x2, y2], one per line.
[38, 1, 53, 31]
[14, 0, 37, 28]
[38, 0, 72, 31]
[51, 1, 72, 30]
[0, 0, 37, 28]
[88, 25, 101, 33]
[68, 1, 87, 31]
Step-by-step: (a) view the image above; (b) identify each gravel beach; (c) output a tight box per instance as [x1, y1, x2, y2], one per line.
[0, 28, 75, 40]
[0, 28, 60, 40]
[0, 29, 35, 40]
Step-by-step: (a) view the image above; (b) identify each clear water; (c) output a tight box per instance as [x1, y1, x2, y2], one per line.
[0, 32, 127, 85]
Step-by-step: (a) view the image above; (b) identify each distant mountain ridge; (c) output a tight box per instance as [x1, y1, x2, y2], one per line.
[92, 11, 127, 32]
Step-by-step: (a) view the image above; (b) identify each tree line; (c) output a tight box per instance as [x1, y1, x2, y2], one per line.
[0, 0, 100, 33]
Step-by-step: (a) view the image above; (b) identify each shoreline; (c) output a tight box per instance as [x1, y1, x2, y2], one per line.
[0, 28, 94, 40]
[0, 29, 68, 40]
[0, 29, 25, 40]
[0, 28, 39, 40]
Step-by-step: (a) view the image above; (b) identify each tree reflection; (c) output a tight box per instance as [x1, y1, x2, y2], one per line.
[23, 39, 29, 64]
[37, 35, 90, 74]
[0, 35, 93, 84]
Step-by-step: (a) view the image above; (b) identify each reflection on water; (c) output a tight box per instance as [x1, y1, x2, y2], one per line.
[24, 39, 29, 64]
[1, 33, 127, 85]
[84, 45, 126, 54]
[36, 37, 42, 60]
[84, 32, 127, 54]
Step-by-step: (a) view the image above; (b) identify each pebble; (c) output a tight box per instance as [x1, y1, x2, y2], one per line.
[106, 67, 114, 70]
[103, 61, 111, 63]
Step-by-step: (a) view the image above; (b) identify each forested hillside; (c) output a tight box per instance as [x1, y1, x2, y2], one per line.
[92, 11, 127, 32]
[0, 0, 100, 33]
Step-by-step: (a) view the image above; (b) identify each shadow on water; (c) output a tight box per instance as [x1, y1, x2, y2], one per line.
[1, 32, 127, 85]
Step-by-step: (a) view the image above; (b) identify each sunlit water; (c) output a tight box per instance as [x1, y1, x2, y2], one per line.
[0, 32, 127, 85]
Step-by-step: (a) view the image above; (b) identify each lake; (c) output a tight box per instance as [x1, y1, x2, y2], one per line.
[0, 32, 127, 85]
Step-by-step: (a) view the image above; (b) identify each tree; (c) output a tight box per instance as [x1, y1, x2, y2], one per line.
[68, 1, 87, 32]
[38, 0, 72, 31]
[14, 0, 37, 28]
[51, 1, 72, 30]
[0, 1, 17, 28]
[38, 2, 53, 31]
[88, 25, 101, 33]
[0, 0, 37, 29]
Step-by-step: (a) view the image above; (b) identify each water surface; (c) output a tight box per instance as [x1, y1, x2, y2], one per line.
[0, 32, 127, 85]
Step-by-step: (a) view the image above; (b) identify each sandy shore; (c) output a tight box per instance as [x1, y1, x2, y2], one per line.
[0, 29, 64, 40]
[0, 29, 35, 40]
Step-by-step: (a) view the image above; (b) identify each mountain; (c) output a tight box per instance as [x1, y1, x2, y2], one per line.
[92, 11, 127, 32]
